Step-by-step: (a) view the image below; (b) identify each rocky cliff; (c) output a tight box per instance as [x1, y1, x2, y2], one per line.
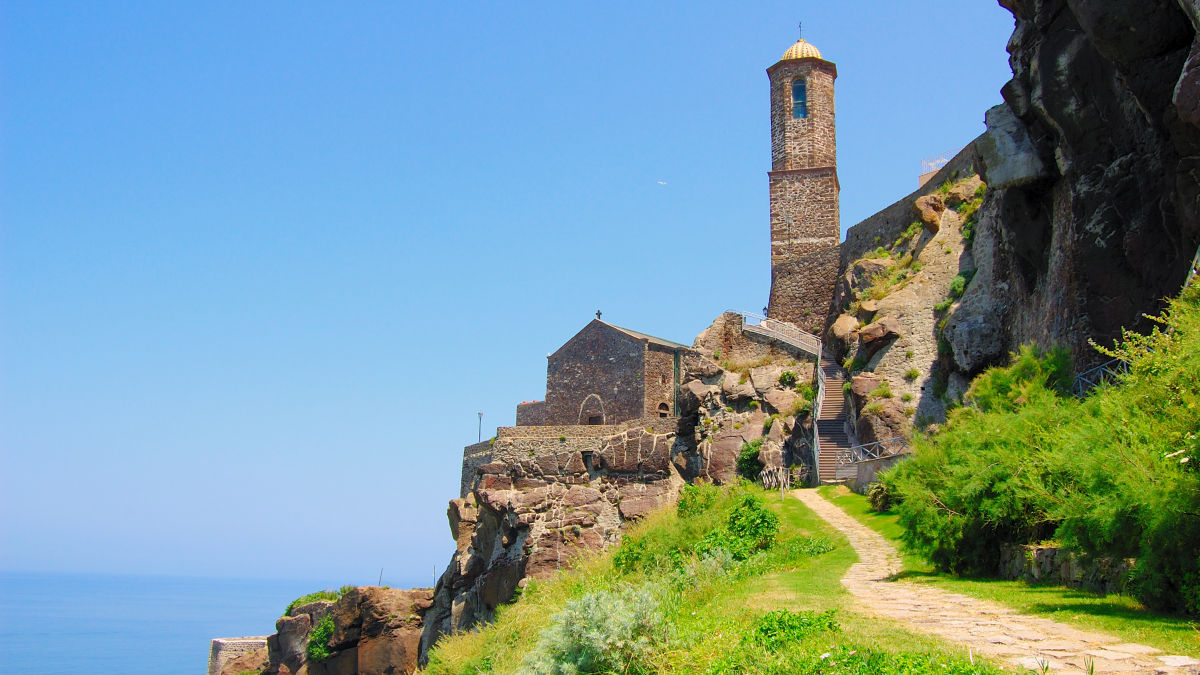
[957, 0, 1200, 373]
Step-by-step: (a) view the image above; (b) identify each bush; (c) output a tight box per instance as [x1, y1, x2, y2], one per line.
[778, 370, 798, 388]
[737, 438, 764, 480]
[522, 583, 662, 674]
[696, 493, 780, 561]
[904, 368, 921, 381]
[744, 609, 839, 651]
[888, 287, 1200, 613]
[869, 382, 892, 398]
[867, 481, 896, 513]
[947, 270, 976, 299]
[285, 588, 350, 616]
[306, 613, 335, 662]
[676, 483, 720, 519]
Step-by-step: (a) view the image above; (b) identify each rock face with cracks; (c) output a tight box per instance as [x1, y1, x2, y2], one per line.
[962, 0, 1200, 373]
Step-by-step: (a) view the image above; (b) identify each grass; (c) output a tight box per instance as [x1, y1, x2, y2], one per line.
[284, 585, 355, 616]
[423, 485, 1001, 674]
[817, 486, 1200, 657]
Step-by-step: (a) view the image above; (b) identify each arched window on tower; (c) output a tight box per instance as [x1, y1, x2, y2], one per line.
[657, 402, 670, 418]
[792, 79, 808, 119]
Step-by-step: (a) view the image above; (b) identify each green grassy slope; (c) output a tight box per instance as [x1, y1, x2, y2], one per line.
[422, 483, 999, 674]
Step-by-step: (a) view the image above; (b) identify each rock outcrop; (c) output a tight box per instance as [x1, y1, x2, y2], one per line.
[960, 0, 1200, 372]
[261, 587, 434, 675]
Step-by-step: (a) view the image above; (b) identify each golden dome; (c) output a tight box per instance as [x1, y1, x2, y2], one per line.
[781, 38, 822, 60]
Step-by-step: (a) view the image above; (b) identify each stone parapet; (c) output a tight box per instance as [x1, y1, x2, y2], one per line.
[208, 637, 268, 675]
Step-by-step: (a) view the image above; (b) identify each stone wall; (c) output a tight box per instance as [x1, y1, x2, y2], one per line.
[461, 441, 493, 499]
[840, 142, 981, 269]
[515, 400, 546, 426]
[769, 59, 837, 171]
[545, 322, 645, 425]
[643, 344, 677, 418]
[768, 245, 841, 334]
[208, 637, 268, 675]
[997, 544, 1131, 595]
[850, 454, 909, 494]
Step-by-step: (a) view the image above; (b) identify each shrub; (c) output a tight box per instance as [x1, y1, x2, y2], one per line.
[868, 478, 897, 509]
[778, 370, 798, 388]
[736, 438, 764, 480]
[904, 368, 921, 381]
[869, 382, 892, 398]
[696, 493, 781, 561]
[285, 588, 347, 616]
[676, 483, 720, 519]
[905, 349, 914, 359]
[747, 400, 759, 410]
[745, 609, 839, 651]
[842, 381, 852, 395]
[306, 614, 335, 662]
[522, 583, 662, 674]
[787, 398, 813, 418]
[934, 298, 953, 312]
[948, 269, 976, 299]
[762, 414, 778, 433]
[862, 402, 884, 415]
[900, 392, 913, 402]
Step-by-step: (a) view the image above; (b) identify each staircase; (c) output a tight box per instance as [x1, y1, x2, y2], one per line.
[727, 312, 851, 484]
[814, 356, 851, 483]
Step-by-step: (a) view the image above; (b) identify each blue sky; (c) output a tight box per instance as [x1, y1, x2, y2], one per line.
[1, 1, 1015, 587]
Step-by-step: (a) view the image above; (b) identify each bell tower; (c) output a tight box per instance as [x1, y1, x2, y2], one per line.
[765, 36, 841, 335]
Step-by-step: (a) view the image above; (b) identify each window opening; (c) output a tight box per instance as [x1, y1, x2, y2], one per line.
[587, 415, 603, 425]
[792, 79, 808, 119]
[657, 402, 670, 418]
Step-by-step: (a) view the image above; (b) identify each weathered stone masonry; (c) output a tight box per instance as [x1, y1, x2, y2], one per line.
[766, 47, 841, 335]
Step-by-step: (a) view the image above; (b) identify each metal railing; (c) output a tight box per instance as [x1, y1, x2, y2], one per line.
[1187, 245, 1200, 287]
[1071, 357, 1130, 397]
[729, 311, 822, 359]
[834, 437, 911, 466]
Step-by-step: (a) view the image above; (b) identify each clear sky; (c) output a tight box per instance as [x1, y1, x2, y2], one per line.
[1, 1, 1016, 587]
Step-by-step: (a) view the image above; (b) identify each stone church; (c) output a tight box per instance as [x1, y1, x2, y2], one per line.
[515, 319, 690, 427]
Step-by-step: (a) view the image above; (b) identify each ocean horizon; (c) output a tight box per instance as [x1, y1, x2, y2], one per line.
[0, 570, 426, 674]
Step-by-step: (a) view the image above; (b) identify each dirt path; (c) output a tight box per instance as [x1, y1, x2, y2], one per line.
[793, 489, 1200, 673]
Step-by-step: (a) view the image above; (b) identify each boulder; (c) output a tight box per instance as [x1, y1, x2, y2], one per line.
[976, 104, 1049, 189]
[913, 194, 945, 233]
[855, 399, 911, 445]
[829, 314, 858, 344]
[857, 316, 901, 358]
[763, 389, 799, 416]
[748, 365, 785, 395]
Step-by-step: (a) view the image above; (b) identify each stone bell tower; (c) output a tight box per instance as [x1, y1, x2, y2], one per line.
[765, 36, 841, 336]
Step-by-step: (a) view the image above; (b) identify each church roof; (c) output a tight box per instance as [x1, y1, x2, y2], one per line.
[780, 38, 822, 61]
[600, 321, 690, 350]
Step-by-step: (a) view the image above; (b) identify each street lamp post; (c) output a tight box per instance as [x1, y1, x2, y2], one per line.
[477, 412, 483, 443]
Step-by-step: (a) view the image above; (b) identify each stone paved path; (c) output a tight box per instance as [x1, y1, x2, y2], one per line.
[793, 489, 1200, 673]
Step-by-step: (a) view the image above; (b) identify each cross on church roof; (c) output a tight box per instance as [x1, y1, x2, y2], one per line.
[596, 310, 602, 320]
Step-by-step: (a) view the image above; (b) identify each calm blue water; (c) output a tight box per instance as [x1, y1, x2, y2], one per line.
[0, 572, 365, 674]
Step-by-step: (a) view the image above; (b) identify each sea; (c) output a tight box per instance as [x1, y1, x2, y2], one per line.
[0, 571, 418, 674]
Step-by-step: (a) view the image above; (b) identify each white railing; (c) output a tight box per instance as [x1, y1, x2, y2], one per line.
[835, 437, 911, 466]
[729, 311, 822, 359]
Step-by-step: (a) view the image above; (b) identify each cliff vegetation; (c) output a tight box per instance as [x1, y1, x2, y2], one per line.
[883, 283, 1200, 614]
